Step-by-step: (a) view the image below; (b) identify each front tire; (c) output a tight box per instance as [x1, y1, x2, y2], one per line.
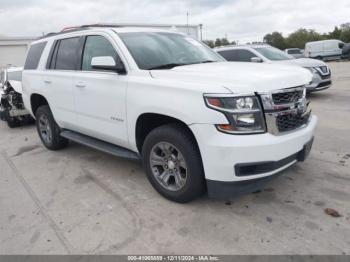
[142, 124, 205, 203]
[35, 105, 68, 150]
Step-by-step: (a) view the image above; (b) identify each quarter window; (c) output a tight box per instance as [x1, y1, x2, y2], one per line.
[55, 37, 80, 70]
[82, 36, 120, 71]
[24, 42, 47, 70]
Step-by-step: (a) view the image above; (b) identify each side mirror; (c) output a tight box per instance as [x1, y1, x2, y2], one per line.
[91, 56, 126, 74]
[339, 43, 345, 49]
[251, 57, 263, 63]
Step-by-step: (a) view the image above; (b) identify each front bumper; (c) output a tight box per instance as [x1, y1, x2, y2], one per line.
[0, 106, 30, 119]
[206, 137, 314, 198]
[306, 72, 332, 92]
[190, 115, 317, 196]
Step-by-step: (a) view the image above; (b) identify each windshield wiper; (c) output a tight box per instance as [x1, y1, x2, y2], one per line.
[198, 60, 216, 64]
[148, 60, 217, 70]
[148, 63, 186, 70]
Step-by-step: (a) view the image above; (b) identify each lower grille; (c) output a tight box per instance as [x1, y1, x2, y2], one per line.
[320, 73, 331, 80]
[276, 112, 310, 132]
[317, 81, 331, 88]
[235, 153, 298, 176]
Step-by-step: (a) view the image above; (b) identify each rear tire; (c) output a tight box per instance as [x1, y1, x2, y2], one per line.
[35, 105, 68, 150]
[142, 124, 205, 203]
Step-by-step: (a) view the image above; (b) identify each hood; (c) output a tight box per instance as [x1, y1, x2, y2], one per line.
[150, 62, 312, 94]
[274, 58, 327, 68]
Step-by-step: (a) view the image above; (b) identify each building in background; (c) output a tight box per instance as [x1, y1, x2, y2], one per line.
[0, 37, 37, 68]
[0, 23, 201, 69]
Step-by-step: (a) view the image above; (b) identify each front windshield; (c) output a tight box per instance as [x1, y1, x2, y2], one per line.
[254, 46, 294, 61]
[118, 32, 224, 70]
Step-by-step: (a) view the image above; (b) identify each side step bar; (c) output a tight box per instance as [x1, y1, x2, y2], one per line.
[60, 130, 140, 161]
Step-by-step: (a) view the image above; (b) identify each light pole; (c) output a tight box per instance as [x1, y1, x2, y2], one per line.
[199, 24, 203, 41]
[186, 12, 189, 35]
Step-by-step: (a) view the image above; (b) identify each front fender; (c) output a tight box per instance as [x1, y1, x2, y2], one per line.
[126, 79, 228, 151]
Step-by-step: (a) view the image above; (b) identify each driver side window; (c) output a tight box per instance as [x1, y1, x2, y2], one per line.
[82, 35, 121, 71]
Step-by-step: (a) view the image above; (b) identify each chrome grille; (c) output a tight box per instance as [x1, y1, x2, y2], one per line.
[272, 90, 303, 104]
[319, 66, 328, 74]
[316, 66, 330, 76]
[276, 111, 310, 132]
[259, 86, 311, 135]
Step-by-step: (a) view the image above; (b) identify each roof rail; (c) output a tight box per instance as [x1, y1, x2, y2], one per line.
[38, 23, 139, 40]
[80, 23, 199, 28]
[80, 23, 124, 28]
[38, 27, 89, 40]
[38, 23, 198, 40]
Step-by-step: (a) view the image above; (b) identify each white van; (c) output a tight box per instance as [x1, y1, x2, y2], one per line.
[305, 39, 344, 60]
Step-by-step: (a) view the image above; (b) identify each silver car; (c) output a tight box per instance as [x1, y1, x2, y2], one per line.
[285, 48, 304, 59]
[215, 44, 332, 93]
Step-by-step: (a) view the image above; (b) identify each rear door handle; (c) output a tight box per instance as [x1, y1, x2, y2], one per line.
[75, 81, 86, 88]
[44, 80, 52, 84]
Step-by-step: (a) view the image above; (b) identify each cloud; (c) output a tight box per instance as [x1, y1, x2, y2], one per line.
[0, 0, 349, 42]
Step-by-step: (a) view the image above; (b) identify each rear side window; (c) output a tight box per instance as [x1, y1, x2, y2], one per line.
[54, 37, 80, 70]
[219, 49, 255, 62]
[218, 50, 239, 61]
[24, 42, 47, 70]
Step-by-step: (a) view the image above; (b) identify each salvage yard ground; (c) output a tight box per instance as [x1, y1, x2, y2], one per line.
[0, 62, 349, 255]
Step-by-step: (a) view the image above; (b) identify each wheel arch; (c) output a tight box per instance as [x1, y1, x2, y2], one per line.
[135, 113, 200, 155]
[30, 93, 49, 117]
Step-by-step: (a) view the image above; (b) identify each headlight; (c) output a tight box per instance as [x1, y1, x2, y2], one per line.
[306, 67, 318, 74]
[204, 95, 266, 134]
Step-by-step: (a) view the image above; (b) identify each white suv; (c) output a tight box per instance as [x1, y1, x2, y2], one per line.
[22, 25, 317, 202]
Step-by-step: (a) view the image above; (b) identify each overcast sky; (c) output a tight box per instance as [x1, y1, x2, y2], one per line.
[0, 0, 349, 42]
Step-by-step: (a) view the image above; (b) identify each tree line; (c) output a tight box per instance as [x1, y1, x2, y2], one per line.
[203, 23, 350, 50]
[203, 38, 236, 48]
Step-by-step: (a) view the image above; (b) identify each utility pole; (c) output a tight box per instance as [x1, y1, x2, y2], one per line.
[199, 24, 203, 41]
[186, 12, 189, 35]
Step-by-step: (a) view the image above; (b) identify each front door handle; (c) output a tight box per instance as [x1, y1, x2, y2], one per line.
[75, 81, 86, 88]
[44, 80, 52, 84]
